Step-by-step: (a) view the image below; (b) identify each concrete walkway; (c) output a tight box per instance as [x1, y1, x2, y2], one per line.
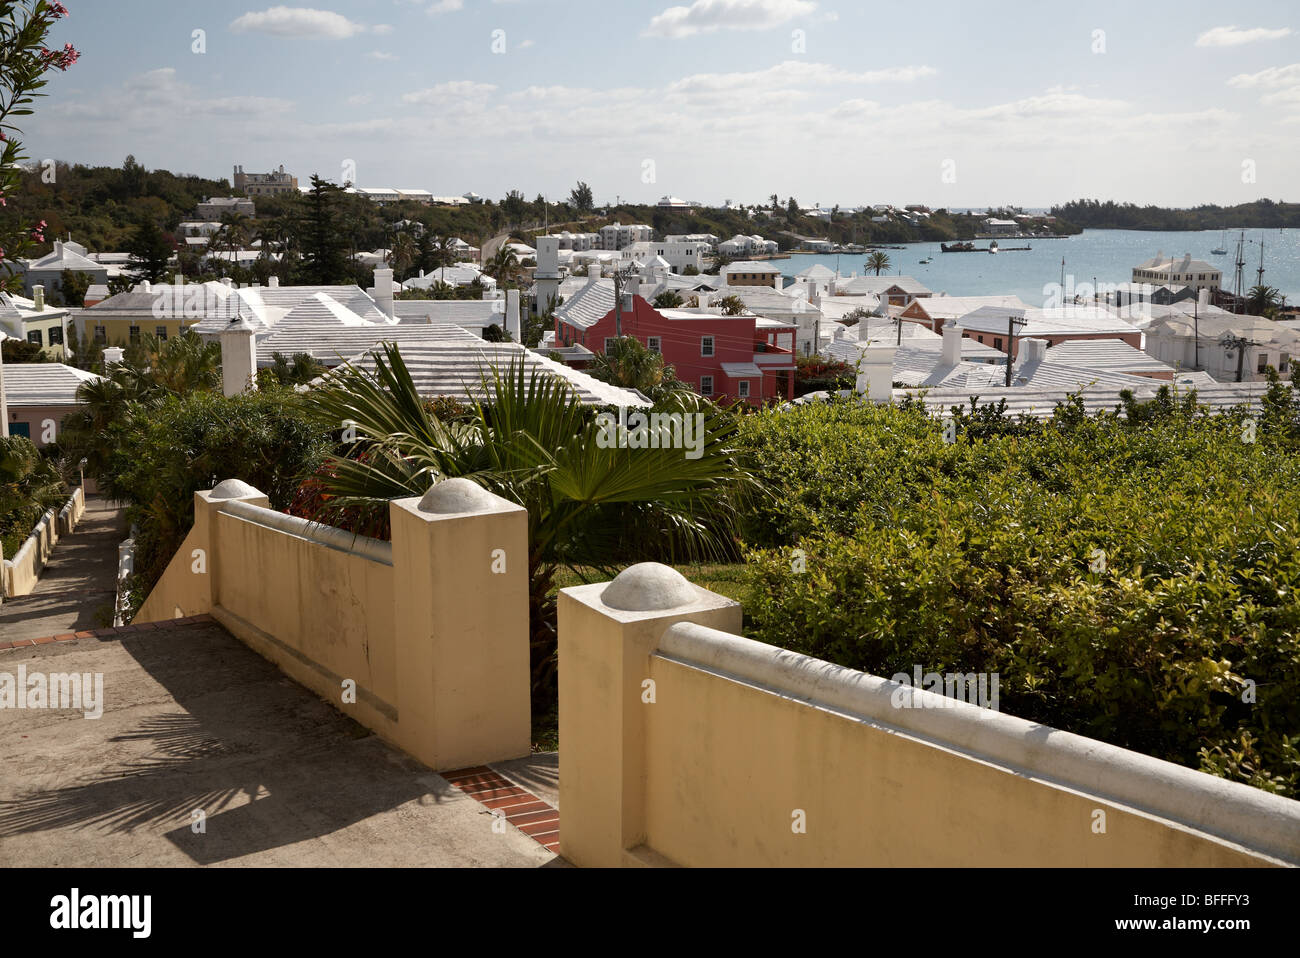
[0, 496, 123, 643]
[0, 620, 557, 866]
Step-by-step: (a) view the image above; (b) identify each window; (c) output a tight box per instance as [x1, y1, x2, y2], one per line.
[648, 336, 661, 354]
[700, 376, 713, 396]
[737, 381, 751, 397]
[129, 325, 141, 344]
[1282, 353, 1291, 373]
[49, 326, 63, 345]
[993, 337, 1002, 350]
[94, 325, 106, 344]
[1258, 352, 1268, 374]
[156, 326, 168, 341]
[701, 336, 714, 357]
[604, 337, 615, 353]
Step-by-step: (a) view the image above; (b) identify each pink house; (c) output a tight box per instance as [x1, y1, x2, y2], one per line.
[553, 280, 796, 405]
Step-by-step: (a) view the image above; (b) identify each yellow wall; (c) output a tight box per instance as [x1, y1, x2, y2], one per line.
[81, 317, 199, 346]
[558, 565, 1300, 868]
[643, 655, 1272, 867]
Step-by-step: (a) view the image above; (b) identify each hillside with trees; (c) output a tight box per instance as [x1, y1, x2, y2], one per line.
[1052, 198, 1300, 231]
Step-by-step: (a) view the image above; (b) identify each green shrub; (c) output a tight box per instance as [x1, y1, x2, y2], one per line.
[737, 385, 1300, 795]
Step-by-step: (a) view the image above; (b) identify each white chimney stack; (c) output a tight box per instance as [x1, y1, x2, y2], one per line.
[506, 288, 521, 340]
[941, 320, 962, 366]
[1198, 287, 1210, 306]
[102, 346, 125, 367]
[856, 344, 896, 402]
[32, 285, 45, 311]
[269, 276, 280, 289]
[373, 267, 395, 319]
[587, 264, 601, 286]
[220, 316, 258, 397]
[1021, 337, 1048, 364]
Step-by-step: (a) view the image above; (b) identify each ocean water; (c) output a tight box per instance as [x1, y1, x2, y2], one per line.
[778, 229, 1300, 307]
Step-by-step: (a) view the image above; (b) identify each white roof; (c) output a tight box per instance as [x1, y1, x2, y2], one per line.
[554, 279, 615, 330]
[721, 261, 781, 274]
[837, 275, 932, 297]
[327, 333, 648, 408]
[915, 294, 1032, 321]
[1, 362, 102, 406]
[959, 304, 1141, 338]
[720, 362, 764, 378]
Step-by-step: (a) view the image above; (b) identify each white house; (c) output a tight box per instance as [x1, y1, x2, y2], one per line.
[619, 240, 704, 274]
[1132, 251, 1222, 293]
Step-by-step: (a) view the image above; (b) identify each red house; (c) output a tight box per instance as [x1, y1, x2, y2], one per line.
[553, 277, 797, 405]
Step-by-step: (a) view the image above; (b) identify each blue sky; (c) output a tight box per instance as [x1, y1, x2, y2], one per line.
[25, 0, 1300, 208]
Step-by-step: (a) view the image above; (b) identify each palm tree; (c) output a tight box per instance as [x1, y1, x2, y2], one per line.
[1246, 285, 1285, 318]
[389, 231, 417, 280]
[0, 435, 67, 532]
[588, 335, 688, 399]
[652, 291, 685, 309]
[866, 251, 891, 276]
[300, 345, 758, 697]
[485, 244, 520, 286]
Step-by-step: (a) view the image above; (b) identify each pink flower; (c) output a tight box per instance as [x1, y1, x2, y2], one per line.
[49, 2, 70, 17]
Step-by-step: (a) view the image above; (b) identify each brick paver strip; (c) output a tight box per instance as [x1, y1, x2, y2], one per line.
[444, 764, 561, 857]
[0, 617, 218, 653]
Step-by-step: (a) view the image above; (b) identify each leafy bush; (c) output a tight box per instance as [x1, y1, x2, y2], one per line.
[737, 385, 1300, 795]
[94, 389, 331, 616]
[0, 436, 67, 558]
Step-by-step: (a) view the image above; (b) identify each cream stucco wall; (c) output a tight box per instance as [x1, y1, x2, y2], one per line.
[559, 564, 1300, 868]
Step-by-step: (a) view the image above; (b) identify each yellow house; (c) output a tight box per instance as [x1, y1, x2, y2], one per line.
[0, 287, 71, 360]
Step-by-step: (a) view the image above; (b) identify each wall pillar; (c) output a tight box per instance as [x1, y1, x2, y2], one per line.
[389, 477, 531, 770]
[557, 562, 741, 867]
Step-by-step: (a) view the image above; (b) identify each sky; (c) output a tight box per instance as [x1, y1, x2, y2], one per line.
[23, 0, 1300, 209]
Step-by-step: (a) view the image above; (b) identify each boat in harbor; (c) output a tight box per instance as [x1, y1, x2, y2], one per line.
[1212, 230, 1228, 255]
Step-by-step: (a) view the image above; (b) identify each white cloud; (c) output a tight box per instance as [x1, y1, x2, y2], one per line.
[1261, 86, 1300, 106]
[1195, 25, 1292, 47]
[230, 6, 366, 38]
[428, 0, 464, 13]
[665, 61, 935, 100]
[402, 80, 497, 104]
[372, 24, 394, 35]
[645, 0, 817, 38]
[1228, 63, 1300, 89]
[346, 93, 373, 106]
[369, 50, 399, 60]
[518, 38, 535, 48]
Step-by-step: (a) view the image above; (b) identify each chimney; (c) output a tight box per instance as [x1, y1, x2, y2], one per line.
[856, 345, 897, 402]
[269, 276, 280, 288]
[373, 267, 395, 319]
[220, 317, 258, 397]
[1198, 287, 1210, 306]
[1021, 337, 1048, 364]
[102, 346, 125, 368]
[141, 280, 152, 294]
[506, 288, 521, 340]
[221, 278, 232, 288]
[53, 239, 63, 258]
[941, 320, 962, 365]
[587, 264, 601, 286]
[32, 285, 45, 311]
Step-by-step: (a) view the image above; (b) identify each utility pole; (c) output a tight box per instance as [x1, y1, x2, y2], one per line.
[1005, 313, 1027, 387]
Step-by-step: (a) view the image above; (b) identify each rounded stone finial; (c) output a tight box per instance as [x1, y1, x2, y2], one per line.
[210, 479, 262, 500]
[418, 477, 501, 514]
[601, 562, 697, 612]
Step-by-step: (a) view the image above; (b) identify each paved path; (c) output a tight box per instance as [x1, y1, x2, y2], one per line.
[0, 496, 123, 643]
[0, 619, 558, 867]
